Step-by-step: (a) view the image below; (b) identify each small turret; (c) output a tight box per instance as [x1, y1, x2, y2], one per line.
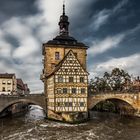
[58, 4, 69, 36]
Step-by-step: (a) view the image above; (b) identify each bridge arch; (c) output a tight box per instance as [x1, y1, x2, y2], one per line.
[89, 97, 137, 112]
[1, 99, 46, 114]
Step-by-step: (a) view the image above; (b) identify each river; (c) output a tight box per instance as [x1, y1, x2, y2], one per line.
[0, 105, 140, 140]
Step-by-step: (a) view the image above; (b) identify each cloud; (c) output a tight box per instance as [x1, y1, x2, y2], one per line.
[0, 40, 13, 57]
[92, 10, 110, 30]
[88, 34, 125, 56]
[0, 0, 139, 93]
[91, 0, 129, 30]
[88, 23, 140, 56]
[0, 5, 45, 92]
[113, 0, 129, 13]
[90, 53, 140, 78]
[0, 0, 94, 92]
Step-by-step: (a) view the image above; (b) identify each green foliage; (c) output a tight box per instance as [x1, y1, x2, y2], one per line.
[89, 68, 132, 94]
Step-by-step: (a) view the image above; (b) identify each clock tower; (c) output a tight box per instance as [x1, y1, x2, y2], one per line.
[41, 4, 89, 123]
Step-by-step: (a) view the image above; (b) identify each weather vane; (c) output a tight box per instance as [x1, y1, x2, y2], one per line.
[63, 0, 65, 5]
[63, 0, 65, 15]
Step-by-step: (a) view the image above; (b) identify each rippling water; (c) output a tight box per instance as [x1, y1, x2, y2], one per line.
[0, 105, 140, 140]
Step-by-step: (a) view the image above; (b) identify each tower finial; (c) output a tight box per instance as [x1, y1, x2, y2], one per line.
[59, 0, 69, 36]
[63, 0, 65, 15]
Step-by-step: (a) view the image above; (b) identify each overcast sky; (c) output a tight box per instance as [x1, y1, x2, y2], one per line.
[0, 0, 140, 93]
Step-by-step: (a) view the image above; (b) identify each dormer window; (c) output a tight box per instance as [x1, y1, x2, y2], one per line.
[55, 52, 60, 60]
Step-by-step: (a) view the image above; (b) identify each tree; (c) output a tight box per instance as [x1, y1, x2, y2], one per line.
[110, 68, 131, 91]
[89, 68, 132, 94]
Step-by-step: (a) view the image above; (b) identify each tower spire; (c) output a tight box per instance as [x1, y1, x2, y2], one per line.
[63, 0, 65, 15]
[59, 2, 69, 36]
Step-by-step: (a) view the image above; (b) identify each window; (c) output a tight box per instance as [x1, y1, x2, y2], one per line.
[2, 80, 6, 84]
[69, 102, 73, 107]
[58, 76, 63, 83]
[63, 88, 67, 94]
[57, 102, 60, 107]
[69, 77, 73, 82]
[80, 102, 84, 107]
[57, 88, 62, 94]
[65, 102, 69, 107]
[74, 53, 77, 57]
[80, 77, 84, 83]
[2, 87, 5, 91]
[65, 102, 72, 107]
[55, 52, 60, 60]
[57, 102, 63, 107]
[81, 88, 85, 94]
[7, 80, 11, 85]
[72, 88, 76, 94]
[7, 87, 11, 92]
[51, 63, 55, 69]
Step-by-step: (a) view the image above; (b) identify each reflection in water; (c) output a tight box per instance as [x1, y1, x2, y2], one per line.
[0, 105, 140, 140]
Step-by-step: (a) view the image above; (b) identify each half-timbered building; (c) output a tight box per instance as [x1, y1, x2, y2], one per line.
[41, 4, 89, 122]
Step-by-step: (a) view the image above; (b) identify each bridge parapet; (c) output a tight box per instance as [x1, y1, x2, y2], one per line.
[88, 92, 140, 110]
[0, 94, 46, 113]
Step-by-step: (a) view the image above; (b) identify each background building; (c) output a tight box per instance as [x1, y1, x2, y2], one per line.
[132, 76, 140, 92]
[17, 79, 30, 95]
[0, 73, 17, 95]
[0, 73, 30, 95]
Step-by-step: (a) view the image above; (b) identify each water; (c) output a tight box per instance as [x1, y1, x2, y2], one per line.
[0, 105, 140, 140]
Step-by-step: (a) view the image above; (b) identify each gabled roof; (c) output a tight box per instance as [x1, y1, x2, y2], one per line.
[46, 50, 89, 78]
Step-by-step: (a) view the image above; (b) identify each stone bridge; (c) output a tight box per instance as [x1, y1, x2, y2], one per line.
[0, 94, 46, 113]
[0, 92, 140, 117]
[88, 92, 140, 116]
